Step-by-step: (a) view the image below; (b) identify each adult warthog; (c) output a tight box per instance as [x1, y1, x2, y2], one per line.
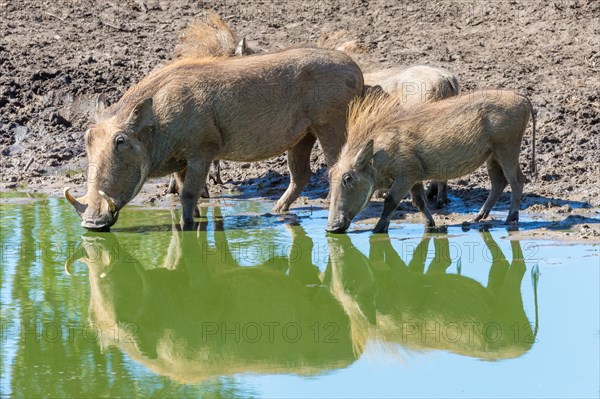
[64, 47, 363, 230]
[326, 89, 536, 233]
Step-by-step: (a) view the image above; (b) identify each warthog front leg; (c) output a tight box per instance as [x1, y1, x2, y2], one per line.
[273, 134, 316, 213]
[180, 158, 213, 230]
[373, 179, 411, 234]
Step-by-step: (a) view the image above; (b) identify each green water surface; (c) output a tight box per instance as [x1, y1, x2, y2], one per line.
[1, 195, 598, 398]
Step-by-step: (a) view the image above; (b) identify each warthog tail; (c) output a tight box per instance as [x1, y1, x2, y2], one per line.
[526, 96, 537, 179]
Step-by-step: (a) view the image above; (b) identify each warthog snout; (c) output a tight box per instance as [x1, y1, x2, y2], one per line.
[64, 187, 120, 231]
[326, 213, 352, 234]
[80, 213, 119, 231]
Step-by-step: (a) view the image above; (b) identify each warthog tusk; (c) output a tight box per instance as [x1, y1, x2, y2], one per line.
[98, 190, 116, 213]
[64, 187, 86, 214]
[64, 241, 86, 276]
[64, 187, 76, 205]
[64, 258, 73, 276]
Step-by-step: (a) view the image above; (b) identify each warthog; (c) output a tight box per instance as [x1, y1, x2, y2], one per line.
[65, 47, 363, 230]
[364, 65, 460, 207]
[326, 89, 536, 233]
[364, 65, 459, 105]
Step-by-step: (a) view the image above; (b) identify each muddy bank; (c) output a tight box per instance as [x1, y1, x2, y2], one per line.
[1, 0, 599, 238]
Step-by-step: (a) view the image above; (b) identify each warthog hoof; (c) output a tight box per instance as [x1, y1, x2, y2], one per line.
[461, 221, 472, 232]
[208, 173, 223, 185]
[180, 216, 197, 231]
[428, 226, 448, 234]
[504, 211, 519, 224]
[272, 203, 290, 214]
[425, 218, 436, 228]
[200, 185, 210, 199]
[372, 221, 389, 234]
[471, 210, 489, 223]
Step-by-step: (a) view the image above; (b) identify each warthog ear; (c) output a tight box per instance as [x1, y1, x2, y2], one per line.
[126, 98, 154, 132]
[94, 93, 108, 122]
[235, 37, 247, 56]
[354, 139, 374, 170]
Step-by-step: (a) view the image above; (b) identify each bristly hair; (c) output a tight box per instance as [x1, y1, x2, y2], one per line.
[345, 91, 407, 151]
[174, 13, 239, 59]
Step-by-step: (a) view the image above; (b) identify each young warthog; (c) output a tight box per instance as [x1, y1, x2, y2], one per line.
[364, 65, 460, 207]
[326, 90, 536, 233]
[65, 47, 363, 230]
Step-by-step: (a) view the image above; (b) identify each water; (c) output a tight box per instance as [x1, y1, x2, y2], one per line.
[1, 194, 599, 398]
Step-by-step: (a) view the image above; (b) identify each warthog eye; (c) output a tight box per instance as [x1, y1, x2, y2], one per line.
[342, 173, 353, 187]
[114, 135, 126, 147]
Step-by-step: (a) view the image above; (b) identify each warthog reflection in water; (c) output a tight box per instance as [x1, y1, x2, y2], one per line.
[69, 210, 356, 383]
[68, 211, 539, 382]
[326, 231, 539, 359]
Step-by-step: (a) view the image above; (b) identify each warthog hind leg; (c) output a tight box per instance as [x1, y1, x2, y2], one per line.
[426, 181, 449, 209]
[435, 181, 449, 208]
[169, 162, 220, 199]
[167, 174, 178, 194]
[180, 158, 213, 230]
[410, 182, 436, 227]
[504, 166, 526, 224]
[473, 158, 508, 222]
[173, 168, 200, 218]
[491, 148, 526, 224]
[208, 160, 223, 185]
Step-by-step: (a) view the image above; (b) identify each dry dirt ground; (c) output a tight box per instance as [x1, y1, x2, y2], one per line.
[1, 0, 599, 239]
